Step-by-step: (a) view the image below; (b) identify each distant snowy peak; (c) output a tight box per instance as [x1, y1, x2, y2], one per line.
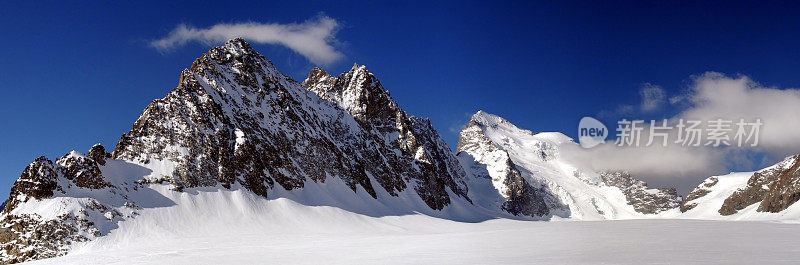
[457, 111, 573, 165]
[456, 113, 557, 217]
[466, 111, 533, 136]
[681, 177, 720, 212]
[457, 110, 680, 219]
[468, 110, 515, 128]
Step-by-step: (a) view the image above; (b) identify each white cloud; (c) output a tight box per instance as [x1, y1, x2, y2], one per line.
[678, 72, 800, 157]
[574, 72, 800, 193]
[562, 126, 729, 194]
[600, 84, 666, 117]
[639, 83, 666, 112]
[151, 16, 343, 65]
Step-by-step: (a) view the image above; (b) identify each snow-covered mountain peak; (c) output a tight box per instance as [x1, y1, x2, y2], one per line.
[457, 110, 681, 219]
[469, 110, 520, 130]
[348, 62, 367, 74]
[460, 111, 572, 154]
[221, 37, 257, 56]
[60, 151, 86, 160]
[306, 67, 332, 83]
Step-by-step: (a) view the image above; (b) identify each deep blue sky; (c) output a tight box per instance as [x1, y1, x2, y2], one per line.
[1, 1, 800, 197]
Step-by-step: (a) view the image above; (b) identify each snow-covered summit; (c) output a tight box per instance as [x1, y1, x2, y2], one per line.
[469, 110, 512, 128]
[221, 37, 257, 56]
[464, 111, 573, 147]
[457, 110, 681, 220]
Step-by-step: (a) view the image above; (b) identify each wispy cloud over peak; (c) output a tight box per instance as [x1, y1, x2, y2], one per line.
[150, 16, 343, 65]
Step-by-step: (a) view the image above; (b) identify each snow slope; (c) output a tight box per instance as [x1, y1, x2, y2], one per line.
[21, 191, 800, 265]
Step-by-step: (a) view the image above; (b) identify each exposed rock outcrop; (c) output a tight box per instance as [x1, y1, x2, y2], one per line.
[3, 157, 59, 213]
[719, 155, 800, 215]
[680, 177, 718, 212]
[1, 146, 119, 263]
[86, 144, 110, 166]
[599, 171, 681, 214]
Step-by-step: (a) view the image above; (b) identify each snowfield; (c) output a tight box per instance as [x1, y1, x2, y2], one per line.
[20, 187, 800, 265]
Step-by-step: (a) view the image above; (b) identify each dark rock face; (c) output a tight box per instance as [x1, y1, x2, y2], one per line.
[680, 177, 719, 212]
[600, 171, 681, 214]
[86, 144, 110, 166]
[0, 214, 91, 263]
[111, 38, 468, 209]
[4, 157, 59, 213]
[57, 152, 112, 190]
[758, 157, 800, 212]
[4, 148, 112, 214]
[719, 155, 800, 215]
[500, 162, 550, 217]
[302, 64, 469, 209]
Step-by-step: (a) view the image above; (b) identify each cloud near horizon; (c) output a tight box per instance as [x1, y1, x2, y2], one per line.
[565, 72, 800, 193]
[151, 16, 343, 65]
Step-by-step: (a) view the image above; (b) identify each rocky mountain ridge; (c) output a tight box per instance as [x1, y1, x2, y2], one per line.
[0, 145, 124, 263]
[111, 38, 469, 209]
[681, 155, 800, 216]
[3, 38, 800, 264]
[0, 39, 474, 263]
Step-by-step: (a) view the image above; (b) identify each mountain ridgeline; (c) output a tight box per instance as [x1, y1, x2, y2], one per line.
[2, 38, 800, 264]
[111, 38, 468, 210]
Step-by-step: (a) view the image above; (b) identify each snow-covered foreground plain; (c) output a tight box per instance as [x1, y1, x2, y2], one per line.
[24, 191, 800, 265]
